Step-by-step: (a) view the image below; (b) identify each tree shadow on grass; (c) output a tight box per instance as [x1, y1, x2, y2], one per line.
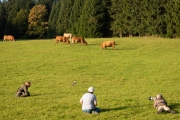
[100, 106, 128, 112]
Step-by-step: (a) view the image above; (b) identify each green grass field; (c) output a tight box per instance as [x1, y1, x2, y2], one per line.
[0, 37, 180, 120]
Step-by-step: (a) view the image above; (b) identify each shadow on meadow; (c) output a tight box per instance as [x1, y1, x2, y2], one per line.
[98, 47, 137, 51]
[30, 94, 42, 97]
[169, 103, 180, 114]
[101, 106, 128, 112]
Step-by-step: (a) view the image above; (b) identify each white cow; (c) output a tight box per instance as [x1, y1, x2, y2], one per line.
[63, 33, 72, 40]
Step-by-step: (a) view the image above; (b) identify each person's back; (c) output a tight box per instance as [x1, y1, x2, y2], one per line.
[80, 86, 100, 114]
[17, 84, 28, 92]
[154, 97, 167, 108]
[81, 92, 96, 110]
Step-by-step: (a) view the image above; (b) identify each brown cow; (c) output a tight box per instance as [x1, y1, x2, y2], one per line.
[80, 37, 88, 45]
[55, 36, 64, 44]
[71, 36, 87, 45]
[63, 37, 70, 44]
[55, 36, 70, 44]
[100, 41, 115, 50]
[3, 35, 15, 42]
[72, 36, 81, 44]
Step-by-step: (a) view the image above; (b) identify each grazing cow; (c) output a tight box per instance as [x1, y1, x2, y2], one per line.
[55, 36, 64, 44]
[63, 37, 70, 44]
[71, 36, 87, 45]
[80, 37, 88, 45]
[63, 33, 72, 40]
[3, 35, 15, 41]
[72, 36, 81, 44]
[100, 41, 115, 50]
[71, 36, 81, 44]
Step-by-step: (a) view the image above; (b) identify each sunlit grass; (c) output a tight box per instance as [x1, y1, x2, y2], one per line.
[0, 37, 180, 120]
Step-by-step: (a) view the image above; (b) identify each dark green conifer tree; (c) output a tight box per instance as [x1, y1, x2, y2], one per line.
[4, 0, 34, 38]
[109, 0, 127, 37]
[12, 9, 29, 38]
[164, 0, 180, 38]
[0, 1, 6, 38]
[69, 0, 85, 36]
[47, 0, 60, 37]
[49, 0, 74, 36]
[78, 0, 106, 37]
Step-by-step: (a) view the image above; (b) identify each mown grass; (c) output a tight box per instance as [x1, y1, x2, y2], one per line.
[0, 37, 180, 120]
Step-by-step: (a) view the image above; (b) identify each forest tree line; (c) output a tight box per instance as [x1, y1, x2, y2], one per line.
[0, 0, 180, 39]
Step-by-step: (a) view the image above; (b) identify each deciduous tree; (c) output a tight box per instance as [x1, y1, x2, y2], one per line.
[27, 4, 48, 38]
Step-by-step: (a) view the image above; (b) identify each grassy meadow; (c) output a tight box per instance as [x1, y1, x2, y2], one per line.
[0, 37, 180, 120]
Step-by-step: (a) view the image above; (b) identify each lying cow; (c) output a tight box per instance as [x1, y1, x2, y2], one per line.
[100, 41, 115, 50]
[3, 35, 15, 42]
[71, 36, 87, 45]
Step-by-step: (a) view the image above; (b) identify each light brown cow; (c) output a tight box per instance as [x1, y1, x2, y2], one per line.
[55, 36, 64, 44]
[100, 41, 115, 50]
[71, 36, 87, 45]
[3, 35, 15, 41]
[55, 36, 70, 44]
[71, 36, 80, 44]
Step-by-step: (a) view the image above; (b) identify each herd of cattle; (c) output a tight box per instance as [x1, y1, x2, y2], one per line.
[3, 33, 116, 49]
[55, 33, 88, 45]
[56, 33, 116, 49]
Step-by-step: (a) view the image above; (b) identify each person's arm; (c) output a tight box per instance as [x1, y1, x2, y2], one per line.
[23, 85, 28, 93]
[94, 101, 97, 106]
[163, 99, 167, 105]
[153, 102, 156, 108]
[153, 99, 158, 108]
[94, 95, 97, 106]
[80, 97, 83, 104]
[80, 100, 83, 104]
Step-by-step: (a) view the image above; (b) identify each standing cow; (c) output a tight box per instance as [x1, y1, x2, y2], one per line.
[63, 33, 72, 41]
[3, 35, 15, 42]
[71, 36, 87, 45]
[63, 37, 70, 44]
[55, 36, 70, 44]
[100, 41, 115, 50]
[55, 36, 64, 44]
[80, 37, 88, 45]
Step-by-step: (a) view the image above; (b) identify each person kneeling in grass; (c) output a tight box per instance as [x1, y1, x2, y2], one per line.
[79, 86, 100, 114]
[15, 81, 31, 97]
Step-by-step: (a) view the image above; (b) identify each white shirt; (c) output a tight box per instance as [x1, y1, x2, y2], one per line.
[80, 93, 97, 110]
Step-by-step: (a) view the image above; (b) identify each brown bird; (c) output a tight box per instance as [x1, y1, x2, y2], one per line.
[72, 81, 76, 86]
